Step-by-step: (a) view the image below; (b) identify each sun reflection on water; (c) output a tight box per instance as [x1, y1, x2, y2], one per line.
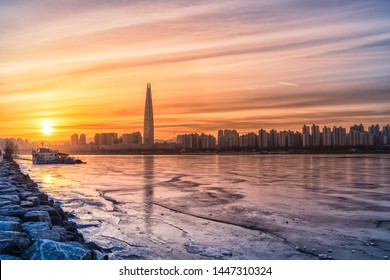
[43, 173, 52, 184]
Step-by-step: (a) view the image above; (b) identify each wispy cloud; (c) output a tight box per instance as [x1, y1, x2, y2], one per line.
[277, 82, 299, 87]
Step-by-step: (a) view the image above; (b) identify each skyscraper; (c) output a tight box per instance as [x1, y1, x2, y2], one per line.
[70, 134, 79, 146]
[143, 83, 154, 147]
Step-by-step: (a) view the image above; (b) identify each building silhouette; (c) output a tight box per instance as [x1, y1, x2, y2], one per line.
[218, 129, 239, 149]
[177, 133, 216, 150]
[94, 133, 118, 146]
[122, 132, 142, 144]
[70, 134, 79, 146]
[143, 83, 154, 147]
[79, 134, 86, 145]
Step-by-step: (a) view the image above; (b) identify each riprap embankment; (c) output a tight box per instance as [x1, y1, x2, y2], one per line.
[0, 159, 106, 260]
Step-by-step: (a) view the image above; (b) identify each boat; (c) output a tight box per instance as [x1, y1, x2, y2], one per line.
[32, 147, 85, 164]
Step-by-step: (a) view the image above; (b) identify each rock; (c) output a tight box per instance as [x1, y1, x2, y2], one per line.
[51, 226, 71, 241]
[22, 222, 80, 242]
[27, 229, 62, 242]
[53, 203, 67, 221]
[40, 199, 54, 206]
[0, 179, 12, 184]
[20, 201, 35, 208]
[0, 183, 10, 188]
[19, 192, 34, 200]
[0, 221, 22, 231]
[0, 205, 27, 218]
[52, 225, 83, 242]
[22, 239, 97, 260]
[351, 250, 355, 253]
[25, 196, 40, 206]
[0, 231, 31, 256]
[327, 249, 333, 253]
[22, 222, 62, 243]
[63, 221, 79, 233]
[0, 195, 21, 204]
[0, 200, 16, 207]
[22, 222, 51, 232]
[0, 160, 98, 260]
[27, 206, 62, 225]
[27, 185, 39, 192]
[23, 211, 51, 224]
[0, 254, 22, 260]
[35, 193, 48, 203]
[0, 215, 22, 223]
[0, 187, 18, 195]
[319, 254, 327, 259]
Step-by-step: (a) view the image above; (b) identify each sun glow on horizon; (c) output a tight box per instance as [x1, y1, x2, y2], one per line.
[41, 121, 54, 136]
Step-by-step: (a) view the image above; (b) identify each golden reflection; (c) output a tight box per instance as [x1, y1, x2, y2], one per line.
[43, 173, 52, 184]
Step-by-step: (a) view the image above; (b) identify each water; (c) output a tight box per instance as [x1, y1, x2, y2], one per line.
[17, 154, 390, 260]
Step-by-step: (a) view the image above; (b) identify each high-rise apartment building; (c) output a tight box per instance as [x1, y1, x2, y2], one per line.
[258, 129, 269, 148]
[218, 129, 239, 149]
[332, 126, 347, 147]
[269, 129, 278, 148]
[322, 126, 332, 146]
[177, 133, 215, 150]
[93, 133, 118, 145]
[123, 132, 142, 144]
[79, 134, 86, 145]
[70, 134, 79, 146]
[311, 124, 320, 147]
[302, 125, 310, 147]
[239, 132, 258, 148]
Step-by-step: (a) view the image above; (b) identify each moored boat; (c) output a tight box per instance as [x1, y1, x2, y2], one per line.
[32, 147, 85, 164]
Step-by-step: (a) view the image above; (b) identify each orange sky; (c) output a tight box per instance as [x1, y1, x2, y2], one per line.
[1, 1, 389, 141]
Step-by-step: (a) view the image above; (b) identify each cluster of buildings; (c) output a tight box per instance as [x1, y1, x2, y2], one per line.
[216, 124, 390, 150]
[62, 123, 389, 152]
[2, 84, 389, 153]
[176, 133, 216, 150]
[67, 132, 143, 151]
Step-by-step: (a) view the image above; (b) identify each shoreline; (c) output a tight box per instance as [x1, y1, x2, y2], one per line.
[0, 158, 107, 260]
[16, 147, 390, 156]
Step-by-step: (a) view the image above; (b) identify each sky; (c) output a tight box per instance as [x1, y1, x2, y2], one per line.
[1, 0, 390, 141]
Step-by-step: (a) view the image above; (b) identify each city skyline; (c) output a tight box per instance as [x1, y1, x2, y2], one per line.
[1, 1, 390, 141]
[3, 122, 389, 152]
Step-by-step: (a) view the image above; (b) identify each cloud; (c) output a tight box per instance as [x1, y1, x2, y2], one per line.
[1, 0, 390, 140]
[277, 82, 298, 87]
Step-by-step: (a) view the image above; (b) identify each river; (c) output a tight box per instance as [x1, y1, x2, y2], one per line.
[16, 154, 390, 260]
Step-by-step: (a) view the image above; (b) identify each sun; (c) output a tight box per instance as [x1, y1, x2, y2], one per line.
[41, 121, 54, 136]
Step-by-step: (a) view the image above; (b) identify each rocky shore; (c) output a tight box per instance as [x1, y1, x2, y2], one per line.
[0, 159, 106, 260]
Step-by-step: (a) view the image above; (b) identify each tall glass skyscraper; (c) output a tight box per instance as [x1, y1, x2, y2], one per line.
[143, 83, 154, 147]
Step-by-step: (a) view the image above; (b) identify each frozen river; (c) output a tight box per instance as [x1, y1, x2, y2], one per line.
[17, 154, 390, 260]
